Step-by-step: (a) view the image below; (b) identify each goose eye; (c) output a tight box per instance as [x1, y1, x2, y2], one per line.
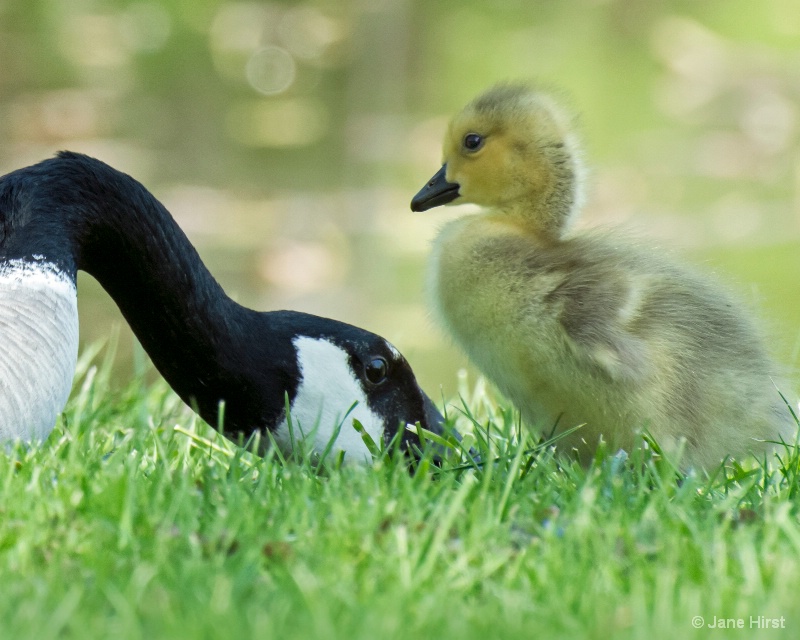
[364, 357, 388, 385]
[463, 133, 483, 151]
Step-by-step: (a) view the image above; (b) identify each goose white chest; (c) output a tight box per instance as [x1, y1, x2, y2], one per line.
[0, 259, 78, 441]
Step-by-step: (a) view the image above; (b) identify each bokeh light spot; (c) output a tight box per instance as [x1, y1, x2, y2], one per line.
[245, 46, 296, 95]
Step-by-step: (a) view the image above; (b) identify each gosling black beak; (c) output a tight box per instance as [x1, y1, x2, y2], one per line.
[410, 165, 460, 212]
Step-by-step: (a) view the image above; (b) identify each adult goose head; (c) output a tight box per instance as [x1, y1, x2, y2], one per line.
[0, 152, 444, 463]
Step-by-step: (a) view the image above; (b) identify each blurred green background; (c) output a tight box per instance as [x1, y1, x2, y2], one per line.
[1, 0, 799, 397]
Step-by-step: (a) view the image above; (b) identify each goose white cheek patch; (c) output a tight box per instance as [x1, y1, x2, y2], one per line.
[274, 336, 384, 463]
[0, 260, 79, 441]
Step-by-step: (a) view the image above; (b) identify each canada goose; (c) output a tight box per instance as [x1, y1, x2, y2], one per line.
[411, 83, 796, 469]
[0, 151, 444, 462]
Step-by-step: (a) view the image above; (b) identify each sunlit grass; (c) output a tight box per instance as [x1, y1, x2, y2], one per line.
[1, 347, 799, 639]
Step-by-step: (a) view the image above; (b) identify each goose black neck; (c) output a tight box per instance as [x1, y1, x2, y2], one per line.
[1, 152, 264, 433]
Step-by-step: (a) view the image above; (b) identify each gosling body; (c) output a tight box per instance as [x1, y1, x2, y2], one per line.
[413, 84, 795, 468]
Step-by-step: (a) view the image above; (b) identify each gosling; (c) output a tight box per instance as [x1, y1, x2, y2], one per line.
[411, 82, 796, 469]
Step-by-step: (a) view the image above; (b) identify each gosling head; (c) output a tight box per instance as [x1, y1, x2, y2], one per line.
[411, 83, 586, 240]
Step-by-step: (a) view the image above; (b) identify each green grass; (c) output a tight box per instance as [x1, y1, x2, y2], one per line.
[2, 347, 799, 640]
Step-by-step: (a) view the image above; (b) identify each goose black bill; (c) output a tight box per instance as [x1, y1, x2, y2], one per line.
[410, 165, 460, 212]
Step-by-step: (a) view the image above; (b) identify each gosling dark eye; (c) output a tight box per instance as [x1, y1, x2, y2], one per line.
[364, 357, 389, 385]
[463, 133, 484, 151]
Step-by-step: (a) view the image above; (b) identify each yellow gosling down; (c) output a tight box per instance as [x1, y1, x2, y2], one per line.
[411, 83, 796, 470]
